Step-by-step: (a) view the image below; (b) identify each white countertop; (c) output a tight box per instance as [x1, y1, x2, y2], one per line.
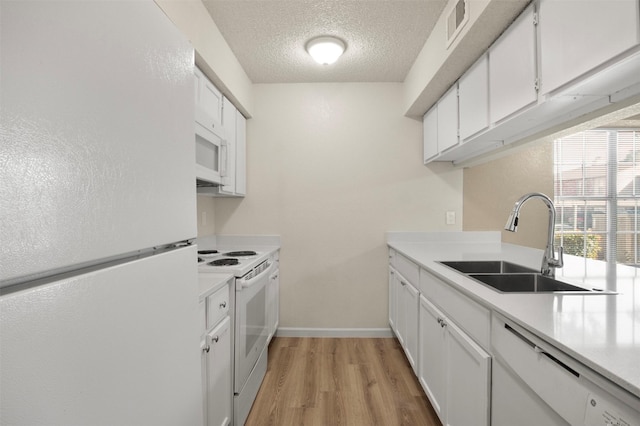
[198, 272, 233, 301]
[387, 232, 640, 399]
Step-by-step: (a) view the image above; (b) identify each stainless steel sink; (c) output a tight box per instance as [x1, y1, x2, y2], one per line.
[438, 260, 614, 294]
[439, 260, 537, 274]
[468, 273, 592, 293]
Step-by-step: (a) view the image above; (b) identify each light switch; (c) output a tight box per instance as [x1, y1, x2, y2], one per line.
[446, 211, 456, 225]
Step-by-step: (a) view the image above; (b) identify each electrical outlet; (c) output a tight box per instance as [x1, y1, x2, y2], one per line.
[446, 211, 456, 225]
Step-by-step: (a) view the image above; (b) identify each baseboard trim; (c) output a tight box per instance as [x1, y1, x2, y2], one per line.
[275, 327, 394, 338]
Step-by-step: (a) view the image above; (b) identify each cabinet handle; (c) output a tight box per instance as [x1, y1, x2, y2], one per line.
[212, 336, 219, 343]
[219, 301, 227, 308]
[441, 321, 447, 328]
[401, 281, 407, 287]
[437, 317, 443, 324]
[203, 345, 210, 353]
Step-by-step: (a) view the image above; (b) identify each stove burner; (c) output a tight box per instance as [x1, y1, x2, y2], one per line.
[198, 250, 219, 255]
[209, 258, 240, 266]
[224, 251, 257, 257]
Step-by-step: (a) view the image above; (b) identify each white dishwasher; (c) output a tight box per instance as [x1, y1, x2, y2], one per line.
[491, 314, 640, 426]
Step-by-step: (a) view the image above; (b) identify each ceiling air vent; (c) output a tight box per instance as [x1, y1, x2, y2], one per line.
[446, 0, 469, 48]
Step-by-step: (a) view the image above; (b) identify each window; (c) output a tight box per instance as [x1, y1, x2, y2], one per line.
[554, 129, 640, 266]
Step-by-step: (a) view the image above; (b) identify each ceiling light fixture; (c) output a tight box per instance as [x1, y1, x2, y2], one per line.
[306, 36, 346, 65]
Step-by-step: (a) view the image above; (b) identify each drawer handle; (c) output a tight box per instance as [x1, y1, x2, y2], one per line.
[219, 302, 227, 308]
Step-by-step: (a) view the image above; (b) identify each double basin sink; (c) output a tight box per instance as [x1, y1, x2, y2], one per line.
[438, 260, 609, 294]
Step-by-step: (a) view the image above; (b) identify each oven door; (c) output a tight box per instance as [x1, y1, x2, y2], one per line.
[234, 261, 271, 394]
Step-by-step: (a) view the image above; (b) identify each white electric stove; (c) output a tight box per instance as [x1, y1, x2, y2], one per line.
[197, 249, 269, 277]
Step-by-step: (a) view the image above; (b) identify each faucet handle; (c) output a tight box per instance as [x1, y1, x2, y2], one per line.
[554, 246, 564, 268]
[556, 246, 564, 268]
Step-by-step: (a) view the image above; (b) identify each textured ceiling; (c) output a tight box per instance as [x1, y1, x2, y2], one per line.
[202, 0, 448, 83]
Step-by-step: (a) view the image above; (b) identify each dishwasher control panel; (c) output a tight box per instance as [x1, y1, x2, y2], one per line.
[584, 391, 640, 426]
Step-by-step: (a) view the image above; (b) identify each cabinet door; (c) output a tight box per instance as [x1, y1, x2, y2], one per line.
[195, 67, 224, 137]
[423, 105, 438, 162]
[221, 97, 237, 192]
[235, 111, 247, 196]
[206, 316, 231, 426]
[445, 319, 491, 426]
[267, 268, 280, 342]
[200, 338, 208, 424]
[404, 281, 420, 374]
[395, 276, 406, 347]
[388, 268, 397, 331]
[437, 84, 459, 152]
[419, 296, 446, 422]
[489, 4, 537, 122]
[539, 0, 640, 95]
[196, 67, 223, 124]
[459, 54, 489, 140]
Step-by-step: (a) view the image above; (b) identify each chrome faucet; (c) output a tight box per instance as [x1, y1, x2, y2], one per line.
[505, 192, 563, 277]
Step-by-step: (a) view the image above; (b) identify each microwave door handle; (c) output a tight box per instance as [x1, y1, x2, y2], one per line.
[220, 139, 228, 178]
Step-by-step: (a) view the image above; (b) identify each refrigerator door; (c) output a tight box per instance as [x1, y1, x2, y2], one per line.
[0, 0, 196, 285]
[0, 246, 203, 426]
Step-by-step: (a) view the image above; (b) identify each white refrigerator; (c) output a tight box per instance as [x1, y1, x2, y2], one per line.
[0, 1, 203, 425]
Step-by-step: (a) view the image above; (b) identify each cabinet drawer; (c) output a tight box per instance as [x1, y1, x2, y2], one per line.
[199, 300, 206, 336]
[420, 269, 490, 348]
[395, 253, 420, 287]
[207, 284, 229, 329]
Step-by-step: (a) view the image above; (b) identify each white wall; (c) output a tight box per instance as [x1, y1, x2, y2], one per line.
[213, 83, 463, 329]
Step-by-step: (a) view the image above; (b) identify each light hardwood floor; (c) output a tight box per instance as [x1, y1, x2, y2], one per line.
[245, 337, 441, 426]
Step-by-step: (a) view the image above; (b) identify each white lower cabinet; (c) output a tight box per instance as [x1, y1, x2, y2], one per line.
[419, 295, 491, 426]
[403, 279, 419, 374]
[267, 260, 280, 343]
[389, 266, 419, 373]
[200, 280, 232, 426]
[419, 296, 446, 419]
[205, 317, 231, 426]
[388, 267, 398, 332]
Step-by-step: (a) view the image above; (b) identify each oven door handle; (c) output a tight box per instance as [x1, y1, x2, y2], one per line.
[237, 261, 272, 289]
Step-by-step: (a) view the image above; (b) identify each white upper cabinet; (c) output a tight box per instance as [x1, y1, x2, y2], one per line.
[194, 66, 223, 131]
[210, 98, 247, 197]
[458, 54, 489, 141]
[437, 84, 459, 153]
[234, 111, 247, 196]
[423, 105, 439, 162]
[538, 0, 640, 95]
[425, 0, 640, 166]
[221, 97, 237, 191]
[423, 83, 463, 162]
[194, 73, 247, 197]
[489, 3, 537, 123]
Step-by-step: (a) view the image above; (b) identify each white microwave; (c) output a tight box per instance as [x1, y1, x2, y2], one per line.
[195, 109, 227, 187]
